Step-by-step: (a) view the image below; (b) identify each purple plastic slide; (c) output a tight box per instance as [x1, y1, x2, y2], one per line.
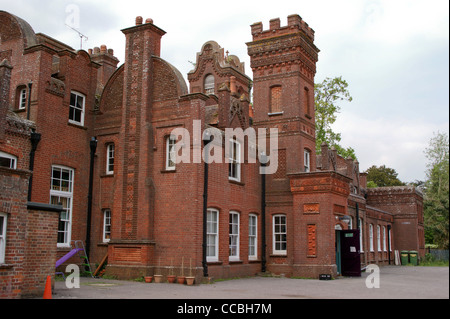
[55, 248, 84, 268]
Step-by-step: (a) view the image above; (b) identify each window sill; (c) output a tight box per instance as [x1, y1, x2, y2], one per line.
[229, 179, 244, 186]
[207, 260, 223, 265]
[229, 259, 243, 264]
[161, 169, 177, 174]
[268, 111, 284, 116]
[101, 173, 114, 178]
[270, 254, 287, 258]
[68, 122, 87, 130]
[0, 264, 13, 270]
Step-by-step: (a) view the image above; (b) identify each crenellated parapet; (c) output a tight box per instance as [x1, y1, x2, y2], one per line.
[247, 14, 320, 82]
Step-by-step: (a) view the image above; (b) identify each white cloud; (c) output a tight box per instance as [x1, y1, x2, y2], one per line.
[1, 0, 448, 184]
[333, 112, 449, 182]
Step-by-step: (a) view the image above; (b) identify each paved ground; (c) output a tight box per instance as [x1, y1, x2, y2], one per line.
[51, 266, 448, 300]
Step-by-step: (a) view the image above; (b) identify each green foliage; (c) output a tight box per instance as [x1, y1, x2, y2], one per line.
[423, 131, 449, 249]
[365, 165, 405, 187]
[314, 76, 357, 160]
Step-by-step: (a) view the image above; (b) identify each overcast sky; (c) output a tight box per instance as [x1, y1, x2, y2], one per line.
[2, 0, 448, 183]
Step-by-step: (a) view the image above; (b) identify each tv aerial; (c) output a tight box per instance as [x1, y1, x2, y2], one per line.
[65, 24, 88, 50]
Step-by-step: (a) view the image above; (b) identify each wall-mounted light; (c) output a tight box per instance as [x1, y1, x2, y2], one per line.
[339, 215, 352, 224]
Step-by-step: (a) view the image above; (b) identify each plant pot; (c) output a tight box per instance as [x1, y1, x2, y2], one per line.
[167, 275, 176, 283]
[144, 276, 153, 283]
[177, 276, 186, 284]
[154, 275, 163, 283]
[186, 276, 195, 286]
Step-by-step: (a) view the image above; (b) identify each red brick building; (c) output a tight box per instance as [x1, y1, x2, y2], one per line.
[1, 10, 425, 296]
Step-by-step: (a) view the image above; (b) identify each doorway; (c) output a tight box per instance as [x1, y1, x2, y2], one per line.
[336, 229, 361, 277]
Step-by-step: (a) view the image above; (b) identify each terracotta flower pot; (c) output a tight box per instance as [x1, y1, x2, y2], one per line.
[154, 275, 163, 283]
[144, 276, 153, 283]
[186, 276, 195, 286]
[177, 276, 186, 284]
[167, 275, 176, 283]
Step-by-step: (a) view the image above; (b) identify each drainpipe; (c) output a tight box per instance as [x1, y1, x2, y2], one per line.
[28, 130, 41, 201]
[26, 81, 32, 120]
[387, 225, 392, 265]
[85, 136, 97, 262]
[356, 202, 360, 231]
[260, 152, 268, 273]
[202, 131, 212, 278]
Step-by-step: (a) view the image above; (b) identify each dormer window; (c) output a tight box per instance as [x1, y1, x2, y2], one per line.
[204, 74, 215, 95]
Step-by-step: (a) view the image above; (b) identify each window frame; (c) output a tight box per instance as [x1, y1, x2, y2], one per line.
[103, 209, 112, 243]
[206, 208, 219, 262]
[106, 143, 115, 175]
[248, 214, 258, 260]
[69, 91, 86, 126]
[0, 151, 17, 169]
[369, 224, 374, 252]
[377, 225, 381, 252]
[0, 213, 7, 264]
[273, 214, 287, 255]
[228, 139, 241, 182]
[19, 87, 27, 110]
[229, 211, 240, 261]
[50, 165, 74, 247]
[165, 135, 176, 171]
[304, 149, 311, 172]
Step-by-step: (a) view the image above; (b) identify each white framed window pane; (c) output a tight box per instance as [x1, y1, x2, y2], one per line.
[0, 213, 7, 264]
[103, 209, 111, 242]
[304, 150, 310, 172]
[166, 136, 176, 170]
[229, 212, 239, 259]
[369, 224, 374, 252]
[106, 144, 115, 174]
[206, 209, 219, 261]
[19, 88, 27, 109]
[0, 151, 17, 169]
[377, 225, 381, 251]
[69, 92, 85, 125]
[273, 215, 287, 254]
[228, 140, 241, 181]
[50, 166, 74, 246]
[249, 215, 257, 259]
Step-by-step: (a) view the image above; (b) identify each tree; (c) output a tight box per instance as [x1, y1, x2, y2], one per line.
[365, 165, 405, 188]
[423, 131, 449, 249]
[314, 76, 356, 160]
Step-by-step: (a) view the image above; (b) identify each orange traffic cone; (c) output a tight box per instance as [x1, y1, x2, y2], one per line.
[43, 275, 52, 299]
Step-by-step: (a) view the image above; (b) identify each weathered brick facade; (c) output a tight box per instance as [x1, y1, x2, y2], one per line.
[0, 10, 425, 295]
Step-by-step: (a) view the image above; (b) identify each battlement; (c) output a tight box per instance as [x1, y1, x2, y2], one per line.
[251, 14, 315, 42]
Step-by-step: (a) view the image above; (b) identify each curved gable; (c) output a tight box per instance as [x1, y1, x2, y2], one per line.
[0, 11, 37, 49]
[152, 57, 188, 102]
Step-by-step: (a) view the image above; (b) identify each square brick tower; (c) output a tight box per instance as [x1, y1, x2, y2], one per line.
[248, 15, 352, 278]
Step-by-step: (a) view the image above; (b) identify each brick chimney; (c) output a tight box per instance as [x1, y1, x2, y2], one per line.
[113, 17, 166, 241]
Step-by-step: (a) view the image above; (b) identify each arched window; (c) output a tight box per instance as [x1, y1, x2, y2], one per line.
[204, 74, 215, 95]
